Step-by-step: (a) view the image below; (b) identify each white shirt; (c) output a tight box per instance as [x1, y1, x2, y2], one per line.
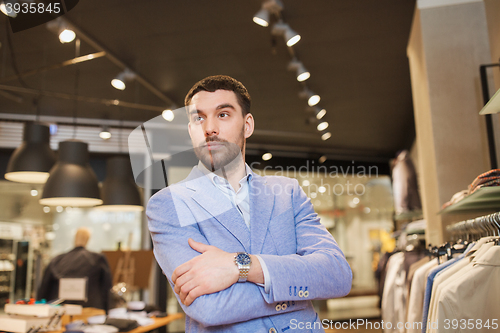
[436, 245, 500, 333]
[197, 162, 271, 293]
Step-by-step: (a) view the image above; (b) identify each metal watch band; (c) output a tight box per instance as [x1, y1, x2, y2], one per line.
[234, 252, 251, 283]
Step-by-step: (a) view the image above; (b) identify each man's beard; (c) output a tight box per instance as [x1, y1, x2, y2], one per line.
[193, 131, 245, 173]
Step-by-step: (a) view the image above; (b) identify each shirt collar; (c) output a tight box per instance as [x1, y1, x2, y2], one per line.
[197, 161, 253, 188]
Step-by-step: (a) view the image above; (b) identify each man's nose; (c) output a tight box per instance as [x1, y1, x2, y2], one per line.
[203, 118, 218, 136]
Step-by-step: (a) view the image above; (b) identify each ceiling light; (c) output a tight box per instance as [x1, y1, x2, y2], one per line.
[318, 186, 326, 193]
[56, 206, 64, 213]
[47, 18, 76, 43]
[317, 122, 329, 131]
[272, 21, 301, 47]
[0, 1, 17, 18]
[319, 155, 327, 164]
[43, 206, 50, 213]
[321, 131, 332, 141]
[262, 152, 273, 161]
[316, 108, 326, 120]
[302, 180, 310, 186]
[99, 126, 111, 140]
[59, 29, 76, 43]
[300, 88, 320, 106]
[288, 58, 310, 82]
[253, 8, 270, 27]
[162, 109, 175, 122]
[308, 94, 320, 106]
[253, 0, 283, 27]
[111, 69, 136, 90]
[40, 140, 103, 207]
[30, 189, 38, 197]
[5, 122, 56, 184]
[310, 192, 317, 198]
[94, 156, 143, 212]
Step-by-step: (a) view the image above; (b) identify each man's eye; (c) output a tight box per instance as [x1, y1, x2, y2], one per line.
[192, 116, 203, 122]
[219, 113, 228, 118]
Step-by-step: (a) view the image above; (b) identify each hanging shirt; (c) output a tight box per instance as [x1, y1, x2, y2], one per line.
[436, 245, 500, 333]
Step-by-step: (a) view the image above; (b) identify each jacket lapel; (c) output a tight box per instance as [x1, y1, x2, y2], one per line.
[183, 167, 251, 251]
[249, 174, 275, 254]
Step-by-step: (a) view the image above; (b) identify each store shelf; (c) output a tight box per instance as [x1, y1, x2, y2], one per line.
[479, 88, 500, 114]
[440, 186, 500, 214]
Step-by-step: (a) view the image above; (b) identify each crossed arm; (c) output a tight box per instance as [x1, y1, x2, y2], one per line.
[172, 237, 264, 306]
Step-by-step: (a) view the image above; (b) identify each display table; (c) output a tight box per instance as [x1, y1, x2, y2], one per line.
[49, 308, 184, 333]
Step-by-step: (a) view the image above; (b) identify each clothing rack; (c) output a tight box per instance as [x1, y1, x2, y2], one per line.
[446, 212, 500, 242]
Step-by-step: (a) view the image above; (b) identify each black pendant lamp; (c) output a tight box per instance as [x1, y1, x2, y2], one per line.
[5, 122, 56, 184]
[95, 156, 143, 211]
[39, 140, 102, 207]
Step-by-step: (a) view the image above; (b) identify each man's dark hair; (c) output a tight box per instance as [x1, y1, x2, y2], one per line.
[184, 75, 251, 116]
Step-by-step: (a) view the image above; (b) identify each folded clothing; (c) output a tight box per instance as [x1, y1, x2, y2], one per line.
[468, 169, 500, 194]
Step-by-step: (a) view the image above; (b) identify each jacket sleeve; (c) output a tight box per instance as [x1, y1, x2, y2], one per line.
[257, 178, 352, 303]
[147, 188, 308, 327]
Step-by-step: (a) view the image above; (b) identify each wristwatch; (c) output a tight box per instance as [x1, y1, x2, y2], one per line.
[234, 252, 251, 282]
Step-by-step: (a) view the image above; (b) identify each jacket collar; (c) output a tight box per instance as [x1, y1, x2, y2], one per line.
[182, 166, 274, 253]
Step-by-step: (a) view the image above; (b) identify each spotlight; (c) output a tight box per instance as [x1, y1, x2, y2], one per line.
[262, 152, 273, 161]
[111, 69, 135, 90]
[0, 0, 17, 18]
[299, 88, 320, 107]
[308, 106, 326, 120]
[30, 189, 38, 197]
[253, 8, 270, 27]
[46, 18, 76, 43]
[321, 131, 332, 141]
[319, 155, 327, 164]
[316, 108, 326, 120]
[99, 126, 111, 140]
[317, 122, 329, 131]
[272, 21, 301, 47]
[288, 59, 310, 82]
[59, 29, 76, 43]
[162, 109, 175, 122]
[253, 0, 283, 27]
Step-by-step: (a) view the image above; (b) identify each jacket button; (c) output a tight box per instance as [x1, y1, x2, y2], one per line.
[275, 304, 282, 311]
[298, 290, 304, 297]
[282, 303, 287, 310]
[269, 328, 277, 333]
[303, 291, 309, 298]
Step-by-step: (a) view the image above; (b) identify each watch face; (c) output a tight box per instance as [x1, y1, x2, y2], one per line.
[236, 253, 251, 265]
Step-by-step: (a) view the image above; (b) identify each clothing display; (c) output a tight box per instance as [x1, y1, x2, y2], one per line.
[468, 169, 500, 194]
[380, 212, 500, 333]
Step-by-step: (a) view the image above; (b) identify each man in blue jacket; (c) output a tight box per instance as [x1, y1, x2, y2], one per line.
[147, 75, 352, 332]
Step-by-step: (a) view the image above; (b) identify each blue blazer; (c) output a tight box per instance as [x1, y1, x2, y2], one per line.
[147, 167, 352, 332]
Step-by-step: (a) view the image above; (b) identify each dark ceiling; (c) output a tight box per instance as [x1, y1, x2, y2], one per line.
[0, 0, 416, 163]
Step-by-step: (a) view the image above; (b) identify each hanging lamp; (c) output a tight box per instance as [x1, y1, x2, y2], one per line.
[39, 140, 102, 207]
[95, 156, 143, 212]
[5, 122, 56, 184]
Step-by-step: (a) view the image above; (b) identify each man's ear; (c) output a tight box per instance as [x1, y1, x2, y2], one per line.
[244, 113, 254, 139]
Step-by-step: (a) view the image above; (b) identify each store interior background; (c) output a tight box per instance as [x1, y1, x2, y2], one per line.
[0, 0, 500, 331]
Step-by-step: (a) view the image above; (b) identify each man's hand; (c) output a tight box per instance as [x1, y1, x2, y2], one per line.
[172, 238, 239, 306]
